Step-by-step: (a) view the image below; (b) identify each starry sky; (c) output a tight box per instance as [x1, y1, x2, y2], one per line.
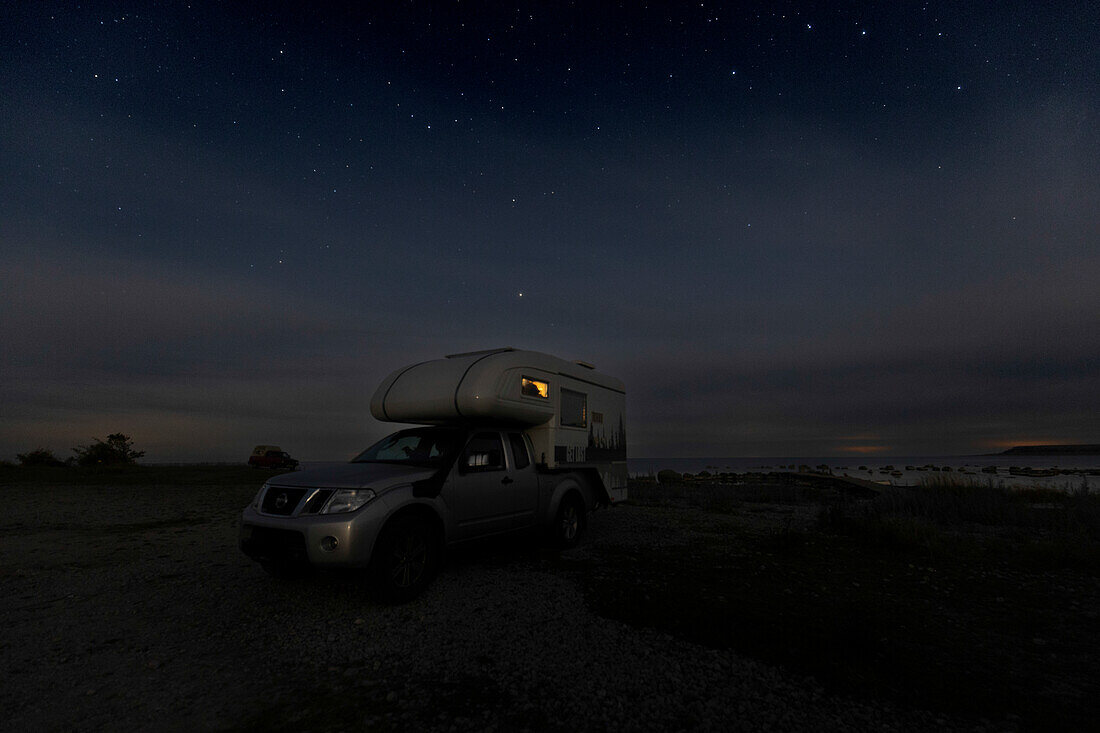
[2, 2, 1098, 462]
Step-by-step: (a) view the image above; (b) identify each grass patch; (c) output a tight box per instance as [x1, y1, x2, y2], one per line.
[579, 535, 1095, 730]
[573, 479, 1100, 729]
[821, 478, 1100, 574]
[628, 476, 823, 511]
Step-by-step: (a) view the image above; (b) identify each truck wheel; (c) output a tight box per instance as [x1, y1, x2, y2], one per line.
[370, 515, 439, 603]
[553, 493, 586, 549]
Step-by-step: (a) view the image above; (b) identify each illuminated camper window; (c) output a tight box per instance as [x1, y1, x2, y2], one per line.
[521, 376, 549, 399]
[560, 388, 587, 428]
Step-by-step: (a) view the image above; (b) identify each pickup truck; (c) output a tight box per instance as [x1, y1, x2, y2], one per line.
[239, 425, 596, 601]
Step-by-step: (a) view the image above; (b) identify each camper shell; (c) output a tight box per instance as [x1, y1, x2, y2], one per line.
[371, 347, 627, 502]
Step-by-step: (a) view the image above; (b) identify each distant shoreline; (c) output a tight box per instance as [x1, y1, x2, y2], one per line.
[999, 444, 1100, 456]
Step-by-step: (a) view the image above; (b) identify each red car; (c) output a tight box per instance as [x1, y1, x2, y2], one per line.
[248, 445, 299, 470]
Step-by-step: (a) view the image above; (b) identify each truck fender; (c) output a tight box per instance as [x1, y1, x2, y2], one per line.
[370, 497, 448, 561]
[547, 473, 593, 522]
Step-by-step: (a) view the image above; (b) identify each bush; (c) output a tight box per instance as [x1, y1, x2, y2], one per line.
[656, 469, 682, 484]
[16, 448, 68, 467]
[73, 433, 145, 467]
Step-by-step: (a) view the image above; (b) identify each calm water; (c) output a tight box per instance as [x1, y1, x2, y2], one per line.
[628, 455, 1100, 490]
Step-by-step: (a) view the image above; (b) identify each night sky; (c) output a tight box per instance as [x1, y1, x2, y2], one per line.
[3, 2, 1098, 462]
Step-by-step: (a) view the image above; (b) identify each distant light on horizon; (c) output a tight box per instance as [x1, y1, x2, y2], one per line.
[837, 445, 892, 455]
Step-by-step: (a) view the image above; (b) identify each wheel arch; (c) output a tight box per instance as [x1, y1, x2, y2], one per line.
[546, 471, 599, 525]
[548, 468, 608, 514]
[371, 501, 446, 560]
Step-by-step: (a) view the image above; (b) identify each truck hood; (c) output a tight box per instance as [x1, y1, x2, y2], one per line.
[265, 462, 439, 490]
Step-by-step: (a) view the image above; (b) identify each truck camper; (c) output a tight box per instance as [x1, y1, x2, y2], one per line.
[240, 348, 627, 601]
[371, 347, 628, 500]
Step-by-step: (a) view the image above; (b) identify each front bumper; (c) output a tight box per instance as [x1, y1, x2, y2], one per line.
[240, 504, 387, 568]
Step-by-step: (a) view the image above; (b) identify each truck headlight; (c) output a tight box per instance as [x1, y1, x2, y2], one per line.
[320, 489, 376, 514]
[251, 483, 270, 509]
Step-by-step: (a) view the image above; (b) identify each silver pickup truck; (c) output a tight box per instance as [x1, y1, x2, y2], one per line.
[239, 425, 597, 601]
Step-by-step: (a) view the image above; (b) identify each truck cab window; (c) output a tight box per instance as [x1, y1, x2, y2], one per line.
[508, 433, 530, 470]
[351, 427, 462, 466]
[463, 432, 505, 471]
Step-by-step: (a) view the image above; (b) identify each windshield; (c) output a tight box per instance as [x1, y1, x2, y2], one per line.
[351, 427, 465, 467]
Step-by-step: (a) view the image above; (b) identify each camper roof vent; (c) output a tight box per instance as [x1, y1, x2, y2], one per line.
[574, 360, 595, 370]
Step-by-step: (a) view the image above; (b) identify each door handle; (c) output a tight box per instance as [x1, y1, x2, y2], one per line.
[501, 476, 514, 485]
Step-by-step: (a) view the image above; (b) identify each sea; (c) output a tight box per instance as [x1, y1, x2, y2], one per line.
[627, 454, 1100, 490]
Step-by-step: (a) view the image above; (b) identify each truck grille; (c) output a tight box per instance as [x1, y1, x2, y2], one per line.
[260, 487, 307, 515]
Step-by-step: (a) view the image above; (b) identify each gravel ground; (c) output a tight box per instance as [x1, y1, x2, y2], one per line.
[1, 482, 974, 731]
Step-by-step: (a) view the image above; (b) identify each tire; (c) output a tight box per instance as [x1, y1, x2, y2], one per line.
[370, 515, 439, 603]
[553, 492, 586, 549]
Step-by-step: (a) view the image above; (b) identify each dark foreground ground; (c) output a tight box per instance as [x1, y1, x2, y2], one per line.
[597, 476, 1100, 731]
[0, 466, 1096, 731]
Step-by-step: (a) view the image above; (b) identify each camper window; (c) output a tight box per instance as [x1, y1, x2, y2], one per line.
[521, 377, 549, 399]
[560, 388, 587, 428]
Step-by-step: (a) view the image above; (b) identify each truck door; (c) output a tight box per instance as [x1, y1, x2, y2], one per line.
[449, 431, 514, 539]
[507, 432, 540, 528]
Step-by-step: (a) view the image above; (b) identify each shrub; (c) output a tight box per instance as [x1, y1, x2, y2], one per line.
[16, 448, 68, 467]
[656, 469, 681, 483]
[73, 433, 145, 467]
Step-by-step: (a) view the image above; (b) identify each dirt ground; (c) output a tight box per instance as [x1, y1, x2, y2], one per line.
[2, 471, 1094, 730]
